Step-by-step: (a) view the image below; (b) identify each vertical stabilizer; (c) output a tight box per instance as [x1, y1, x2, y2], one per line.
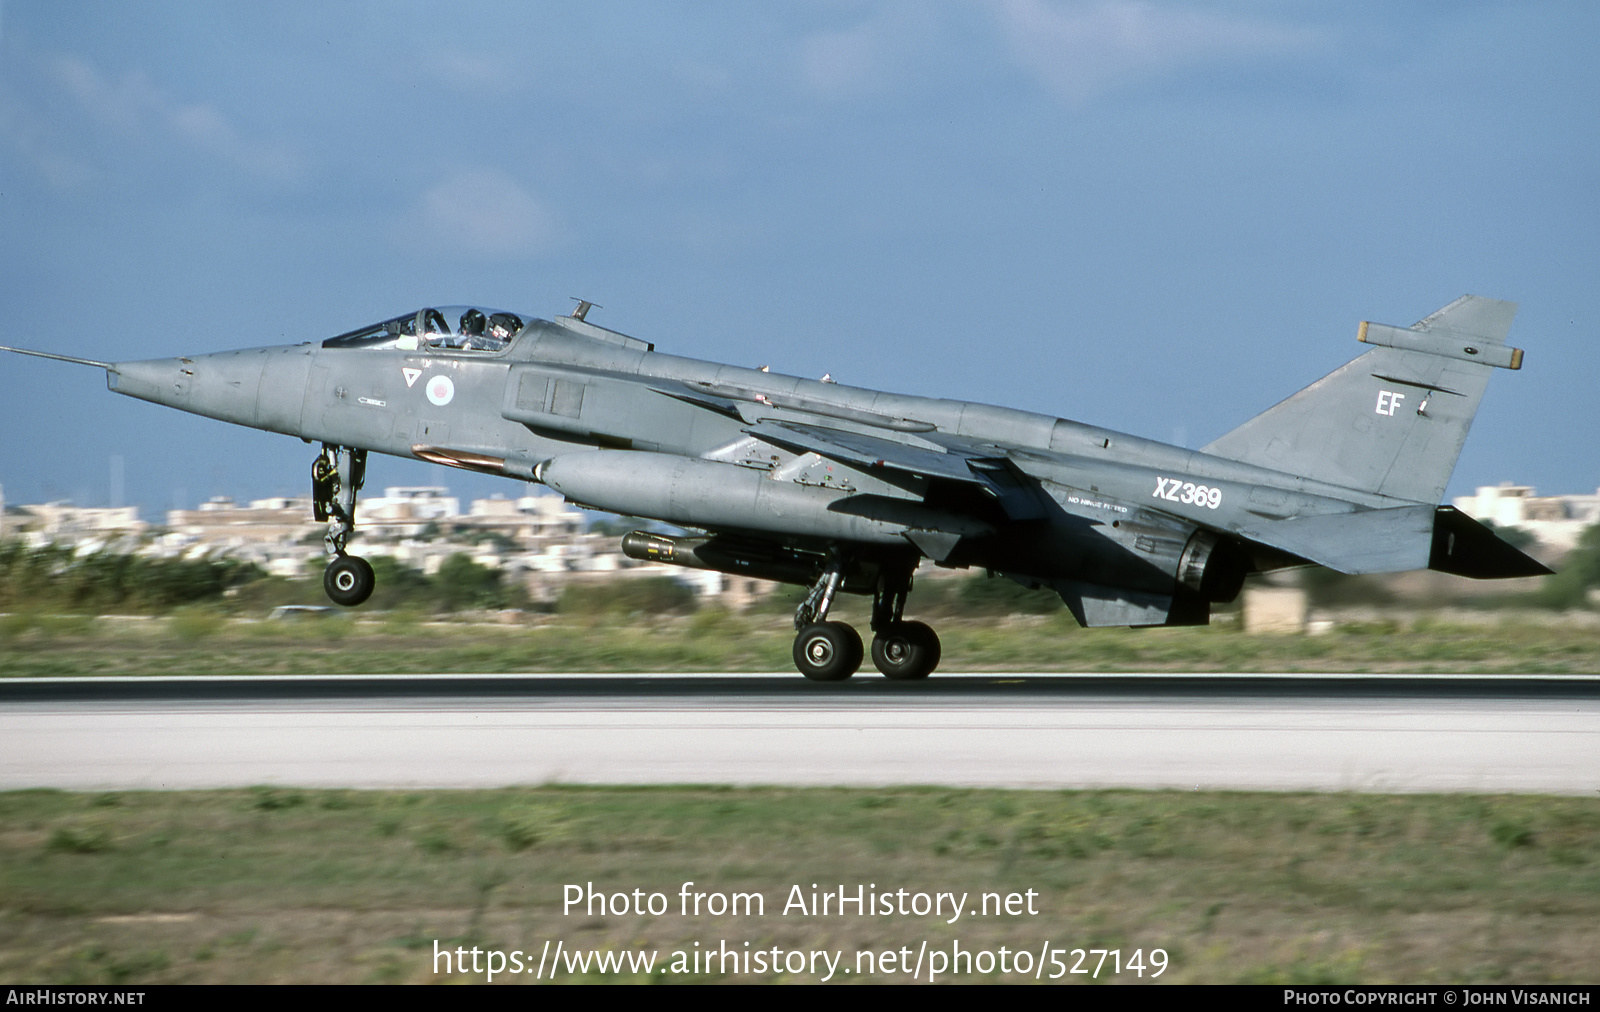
[1200, 296, 1520, 504]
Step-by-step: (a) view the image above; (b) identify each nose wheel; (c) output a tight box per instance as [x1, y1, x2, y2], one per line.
[312, 444, 375, 608]
[324, 554, 375, 607]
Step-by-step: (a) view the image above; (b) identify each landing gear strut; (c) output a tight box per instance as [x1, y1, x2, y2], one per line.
[868, 564, 940, 681]
[792, 553, 862, 681]
[789, 554, 941, 682]
[313, 444, 374, 607]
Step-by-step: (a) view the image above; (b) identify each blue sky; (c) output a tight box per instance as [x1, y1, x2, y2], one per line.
[2, 2, 1595, 515]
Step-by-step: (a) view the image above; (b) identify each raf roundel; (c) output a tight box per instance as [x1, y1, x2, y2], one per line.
[425, 374, 455, 407]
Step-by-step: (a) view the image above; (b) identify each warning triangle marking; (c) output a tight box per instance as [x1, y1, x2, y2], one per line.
[402, 367, 422, 388]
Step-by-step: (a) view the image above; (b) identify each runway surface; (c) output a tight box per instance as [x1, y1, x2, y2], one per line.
[3, 673, 1597, 794]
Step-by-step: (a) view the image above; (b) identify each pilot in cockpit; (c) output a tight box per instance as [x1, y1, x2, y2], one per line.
[487, 313, 518, 343]
[458, 308, 504, 351]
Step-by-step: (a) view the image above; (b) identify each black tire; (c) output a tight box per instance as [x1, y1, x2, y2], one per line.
[871, 621, 941, 680]
[324, 554, 375, 607]
[793, 621, 864, 681]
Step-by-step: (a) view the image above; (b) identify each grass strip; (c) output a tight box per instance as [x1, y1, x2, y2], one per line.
[1, 787, 1596, 983]
[3, 611, 1600, 677]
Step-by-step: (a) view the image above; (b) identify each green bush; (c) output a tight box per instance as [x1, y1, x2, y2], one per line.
[558, 576, 698, 616]
[955, 573, 1063, 614]
[433, 553, 507, 611]
[364, 555, 437, 611]
[0, 543, 262, 614]
[1538, 523, 1600, 609]
[1299, 567, 1394, 607]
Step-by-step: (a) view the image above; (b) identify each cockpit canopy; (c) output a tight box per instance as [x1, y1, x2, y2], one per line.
[322, 306, 529, 353]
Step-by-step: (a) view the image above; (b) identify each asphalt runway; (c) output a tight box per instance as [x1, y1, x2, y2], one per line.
[2, 673, 1597, 794]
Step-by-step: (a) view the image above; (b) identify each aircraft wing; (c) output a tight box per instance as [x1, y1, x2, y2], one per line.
[741, 419, 1047, 522]
[635, 378, 1051, 552]
[646, 382, 744, 420]
[741, 420, 996, 486]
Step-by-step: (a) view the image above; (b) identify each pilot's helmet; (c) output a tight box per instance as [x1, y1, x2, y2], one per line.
[460, 309, 487, 335]
[488, 313, 519, 339]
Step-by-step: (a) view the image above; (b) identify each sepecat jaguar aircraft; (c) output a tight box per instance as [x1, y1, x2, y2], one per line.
[0, 294, 1549, 680]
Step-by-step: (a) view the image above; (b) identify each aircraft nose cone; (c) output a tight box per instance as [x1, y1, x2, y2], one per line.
[108, 356, 191, 407]
[110, 349, 271, 428]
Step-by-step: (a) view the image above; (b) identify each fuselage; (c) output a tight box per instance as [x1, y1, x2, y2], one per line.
[107, 312, 1397, 514]
[99, 310, 1413, 610]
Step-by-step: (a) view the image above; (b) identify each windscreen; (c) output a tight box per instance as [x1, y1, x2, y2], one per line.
[322, 307, 528, 352]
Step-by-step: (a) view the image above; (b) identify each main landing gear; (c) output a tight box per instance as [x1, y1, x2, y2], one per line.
[313, 444, 374, 607]
[791, 555, 941, 682]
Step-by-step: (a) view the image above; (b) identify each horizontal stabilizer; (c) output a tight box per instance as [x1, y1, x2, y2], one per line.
[1429, 507, 1553, 578]
[1235, 505, 1437, 575]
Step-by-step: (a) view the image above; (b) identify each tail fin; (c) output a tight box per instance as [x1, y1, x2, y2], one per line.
[1201, 296, 1521, 504]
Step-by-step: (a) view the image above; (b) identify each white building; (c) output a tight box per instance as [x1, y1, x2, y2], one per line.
[462, 492, 586, 542]
[1453, 482, 1600, 552]
[10, 501, 147, 547]
[166, 496, 318, 544]
[354, 487, 461, 535]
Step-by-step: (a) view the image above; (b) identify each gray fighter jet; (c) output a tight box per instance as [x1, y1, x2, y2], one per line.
[1, 295, 1549, 680]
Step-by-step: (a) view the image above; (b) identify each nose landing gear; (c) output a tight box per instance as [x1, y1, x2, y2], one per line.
[324, 553, 375, 607]
[313, 444, 374, 607]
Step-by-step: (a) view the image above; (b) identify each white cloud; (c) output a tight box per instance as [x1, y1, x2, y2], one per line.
[52, 56, 156, 134]
[399, 169, 559, 260]
[0, 80, 94, 188]
[995, 0, 1322, 106]
[800, 21, 883, 98]
[168, 99, 301, 182]
[46, 55, 302, 182]
[795, 4, 944, 100]
[422, 47, 522, 94]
